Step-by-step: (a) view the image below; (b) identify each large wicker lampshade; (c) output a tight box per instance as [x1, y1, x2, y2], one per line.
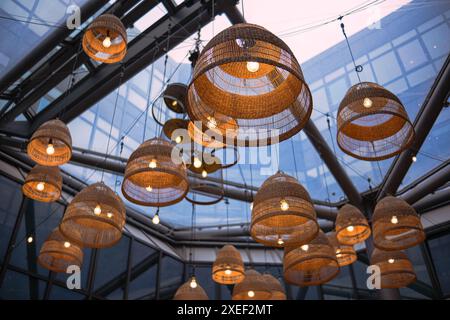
[27, 119, 72, 166]
[163, 83, 188, 114]
[284, 230, 340, 286]
[371, 248, 416, 288]
[38, 228, 83, 273]
[232, 270, 271, 300]
[60, 182, 126, 248]
[22, 165, 62, 202]
[173, 280, 209, 300]
[335, 204, 371, 245]
[337, 82, 415, 161]
[373, 196, 425, 251]
[212, 245, 245, 285]
[263, 274, 287, 300]
[82, 14, 127, 64]
[187, 23, 312, 146]
[122, 138, 189, 206]
[327, 231, 357, 267]
[250, 171, 319, 247]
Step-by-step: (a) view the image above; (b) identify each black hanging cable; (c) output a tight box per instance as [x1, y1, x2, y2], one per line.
[290, 138, 300, 180]
[339, 17, 363, 83]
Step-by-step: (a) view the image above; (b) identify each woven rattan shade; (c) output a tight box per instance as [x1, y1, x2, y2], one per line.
[22, 165, 62, 202]
[82, 14, 127, 64]
[335, 204, 371, 245]
[284, 230, 339, 286]
[373, 196, 425, 251]
[251, 171, 318, 247]
[232, 269, 271, 300]
[187, 23, 312, 146]
[371, 248, 416, 288]
[337, 82, 415, 161]
[263, 274, 287, 300]
[212, 245, 245, 285]
[187, 121, 227, 148]
[122, 138, 189, 206]
[60, 182, 126, 248]
[327, 232, 357, 267]
[38, 228, 83, 273]
[27, 119, 72, 166]
[163, 119, 189, 144]
[163, 83, 188, 113]
[173, 281, 209, 300]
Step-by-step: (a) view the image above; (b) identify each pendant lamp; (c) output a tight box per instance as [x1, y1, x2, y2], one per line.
[212, 245, 245, 285]
[232, 269, 271, 300]
[263, 274, 287, 300]
[163, 83, 188, 114]
[371, 248, 416, 288]
[327, 231, 357, 267]
[163, 119, 189, 145]
[173, 280, 209, 300]
[335, 204, 371, 245]
[22, 165, 62, 202]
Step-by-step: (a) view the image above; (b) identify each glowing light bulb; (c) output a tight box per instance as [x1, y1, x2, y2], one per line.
[175, 136, 182, 144]
[152, 213, 160, 225]
[64, 241, 71, 248]
[336, 249, 341, 254]
[225, 269, 232, 275]
[149, 159, 157, 168]
[277, 237, 284, 246]
[246, 61, 260, 73]
[280, 199, 289, 211]
[94, 205, 102, 215]
[301, 244, 309, 252]
[363, 97, 373, 108]
[193, 157, 202, 169]
[107, 212, 113, 219]
[206, 116, 217, 129]
[346, 225, 354, 232]
[46, 143, 55, 155]
[171, 100, 178, 107]
[201, 170, 208, 178]
[36, 182, 45, 191]
[391, 215, 398, 224]
[27, 236, 33, 243]
[146, 186, 153, 192]
[412, 156, 417, 162]
[247, 290, 255, 298]
[388, 258, 395, 264]
[103, 36, 111, 48]
[190, 277, 198, 289]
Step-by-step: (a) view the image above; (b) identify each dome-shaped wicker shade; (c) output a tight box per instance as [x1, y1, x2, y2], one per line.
[373, 196, 425, 251]
[38, 228, 83, 273]
[263, 274, 287, 300]
[60, 182, 126, 248]
[337, 82, 415, 161]
[22, 165, 62, 202]
[187, 121, 227, 148]
[212, 245, 245, 285]
[335, 204, 371, 245]
[122, 138, 189, 206]
[187, 23, 312, 146]
[327, 232, 357, 267]
[232, 269, 271, 300]
[82, 14, 127, 64]
[250, 171, 319, 247]
[163, 83, 188, 113]
[371, 248, 416, 288]
[284, 230, 340, 286]
[173, 280, 209, 300]
[163, 119, 189, 144]
[27, 119, 72, 166]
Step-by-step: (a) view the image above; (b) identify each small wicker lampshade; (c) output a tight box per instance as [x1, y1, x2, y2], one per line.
[327, 231, 357, 267]
[38, 228, 83, 273]
[187, 23, 312, 146]
[122, 138, 189, 207]
[173, 280, 209, 300]
[163, 83, 188, 113]
[82, 14, 127, 64]
[187, 121, 227, 148]
[250, 171, 319, 247]
[22, 165, 62, 202]
[371, 248, 416, 288]
[60, 182, 126, 248]
[263, 274, 287, 300]
[335, 204, 371, 245]
[373, 196, 425, 251]
[163, 119, 189, 144]
[232, 270, 272, 300]
[27, 119, 72, 166]
[337, 82, 415, 161]
[284, 230, 340, 286]
[212, 245, 245, 285]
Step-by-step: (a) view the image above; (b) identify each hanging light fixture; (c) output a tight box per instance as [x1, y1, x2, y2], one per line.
[163, 83, 188, 113]
[370, 248, 416, 288]
[173, 279, 209, 300]
[373, 196, 425, 250]
[335, 204, 371, 245]
[262, 274, 287, 300]
[59, 182, 126, 248]
[327, 231, 357, 267]
[187, 23, 312, 146]
[212, 245, 245, 285]
[27, 119, 72, 166]
[82, 14, 127, 64]
[232, 269, 271, 300]
[22, 165, 62, 202]
[250, 171, 319, 247]
[163, 119, 189, 144]
[122, 138, 189, 206]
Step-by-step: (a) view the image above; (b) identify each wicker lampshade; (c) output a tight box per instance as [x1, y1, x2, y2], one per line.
[232, 269, 272, 300]
[284, 230, 340, 286]
[82, 14, 127, 64]
[373, 196, 425, 251]
[38, 228, 83, 273]
[327, 231, 357, 267]
[22, 165, 62, 202]
[212, 245, 245, 285]
[250, 171, 319, 247]
[60, 182, 126, 248]
[187, 120, 227, 148]
[163, 83, 188, 113]
[187, 23, 312, 146]
[163, 119, 189, 144]
[122, 138, 189, 206]
[371, 248, 416, 288]
[27, 119, 72, 166]
[335, 204, 371, 245]
[337, 82, 415, 161]
[263, 274, 287, 300]
[173, 280, 209, 300]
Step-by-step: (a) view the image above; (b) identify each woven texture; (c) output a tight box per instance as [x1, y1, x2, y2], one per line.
[163, 119, 189, 144]
[232, 269, 272, 300]
[82, 14, 127, 64]
[373, 196, 425, 251]
[337, 82, 415, 161]
[163, 83, 188, 113]
[173, 281, 209, 300]
[284, 230, 339, 286]
[335, 204, 371, 245]
[38, 228, 83, 273]
[371, 248, 416, 288]
[60, 182, 126, 248]
[27, 119, 72, 166]
[327, 231, 357, 267]
[122, 138, 189, 206]
[251, 171, 318, 247]
[187, 121, 227, 148]
[212, 245, 245, 285]
[187, 23, 312, 146]
[22, 165, 62, 202]
[263, 274, 287, 300]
